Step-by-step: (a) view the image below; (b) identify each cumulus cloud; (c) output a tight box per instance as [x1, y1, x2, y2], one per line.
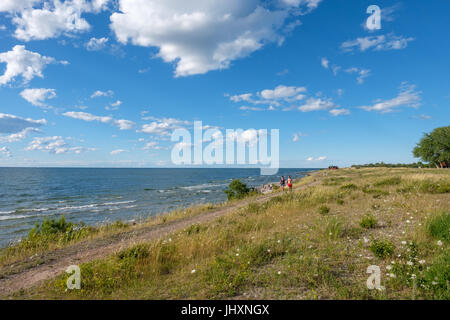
[63, 111, 112, 123]
[91, 90, 114, 98]
[140, 117, 191, 136]
[0, 146, 12, 158]
[321, 57, 329, 69]
[0, 113, 46, 141]
[329, 108, 350, 116]
[25, 135, 94, 154]
[341, 33, 414, 52]
[292, 132, 307, 142]
[63, 111, 135, 131]
[359, 83, 421, 113]
[344, 67, 371, 84]
[298, 97, 335, 112]
[110, 0, 321, 77]
[110, 149, 128, 155]
[307, 156, 326, 161]
[0, 45, 64, 86]
[10, 0, 110, 41]
[113, 119, 135, 130]
[20, 88, 56, 107]
[229, 84, 306, 110]
[0, 0, 39, 12]
[86, 37, 109, 51]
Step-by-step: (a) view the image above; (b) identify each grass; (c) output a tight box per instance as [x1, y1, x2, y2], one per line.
[4, 167, 450, 300]
[359, 213, 377, 229]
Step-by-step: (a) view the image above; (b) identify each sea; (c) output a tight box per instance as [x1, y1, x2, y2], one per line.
[0, 168, 317, 247]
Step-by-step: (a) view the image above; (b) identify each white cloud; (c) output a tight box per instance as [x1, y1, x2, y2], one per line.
[329, 108, 350, 116]
[298, 97, 335, 112]
[292, 132, 307, 142]
[359, 83, 421, 113]
[11, 0, 110, 41]
[0, 146, 12, 158]
[142, 141, 162, 150]
[140, 117, 191, 136]
[86, 37, 109, 51]
[229, 85, 306, 109]
[0, 0, 39, 12]
[63, 111, 112, 123]
[0, 45, 63, 86]
[111, 100, 122, 107]
[344, 67, 371, 84]
[110, 149, 128, 155]
[25, 136, 94, 154]
[307, 156, 326, 161]
[63, 111, 136, 131]
[110, 0, 321, 77]
[240, 106, 264, 111]
[114, 119, 135, 130]
[341, 34, 414, 52]
[321, 57, 329, 69]
[20, 88, 56, 107]
[0, 113, 46, 141]
[91, 90, 114, 98]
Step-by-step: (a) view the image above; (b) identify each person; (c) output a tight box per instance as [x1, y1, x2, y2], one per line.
[280, 176, 286, 191]
[287, 176, 293, 192]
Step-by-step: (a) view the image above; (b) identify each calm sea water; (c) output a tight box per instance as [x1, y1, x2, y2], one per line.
[0, 168, 316, 247]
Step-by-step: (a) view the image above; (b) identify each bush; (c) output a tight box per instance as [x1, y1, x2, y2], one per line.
[224, 179, 250, 200]
[370, 239, 395, 258]
[318, 205, 330, 215]
[374, 177, 402, 187]
[340, 184, 358, 191]
[359, 213, 377, 229]
[426, 212, 450, 242]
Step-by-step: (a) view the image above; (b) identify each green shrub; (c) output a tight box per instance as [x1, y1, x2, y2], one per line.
[374, 177, 402, 187]
[426, 212, 450, 242]
[325, 218, 344, 239]
[318, 205, 330, 215]
[336, 198, 345, 205]
[340, 184, 358, 191]
[370, 239, 395, 258]
[359, 213, 377, 229]
[224, 179, 250, 200]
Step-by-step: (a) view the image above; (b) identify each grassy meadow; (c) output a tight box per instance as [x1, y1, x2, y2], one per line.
[5, 168, 450, 299]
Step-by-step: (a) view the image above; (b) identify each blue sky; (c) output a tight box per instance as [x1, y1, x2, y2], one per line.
[0, 0, 449, 168]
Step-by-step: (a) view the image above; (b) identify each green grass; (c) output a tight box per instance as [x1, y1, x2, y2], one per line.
[370, 239, 395, 259]
[359, 214, 377, 229]
[5, 167, 450, 300]
[426, 211, 450, 242]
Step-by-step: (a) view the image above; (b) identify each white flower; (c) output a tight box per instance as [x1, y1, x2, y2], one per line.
[437, 240, 443, 246]
[411, 274, 416, 279]
[432, 281, 438, 285]
[277, 271, 282, 275]
[389, 273, 396, 278]
[236, 253, 239, 256]
[277, 240, 281, 243]
[407, 261, 413, 266]
[419, 260, 425, 265]
[386, 265, 392, 271]
[401, 241, 407, 245]
[191, 269, 196, 274]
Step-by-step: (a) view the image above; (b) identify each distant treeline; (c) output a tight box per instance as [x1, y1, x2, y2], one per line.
[351, 162, 433, 168]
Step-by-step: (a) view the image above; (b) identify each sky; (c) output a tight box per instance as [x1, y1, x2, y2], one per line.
[0, 0, 449, 168]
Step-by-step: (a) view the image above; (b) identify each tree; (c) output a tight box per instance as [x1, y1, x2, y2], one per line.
[224, 179, 250, 200]
[413, 126, 450, 168]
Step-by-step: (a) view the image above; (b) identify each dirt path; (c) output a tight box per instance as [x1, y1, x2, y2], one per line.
[0, 177, 319, 297]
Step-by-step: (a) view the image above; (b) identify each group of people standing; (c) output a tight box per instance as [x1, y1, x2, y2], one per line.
[279, 176, 293, 192]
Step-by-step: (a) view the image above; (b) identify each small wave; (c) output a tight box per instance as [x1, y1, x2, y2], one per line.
[0, 210, 15, 215]
[0, 214, 27, 221]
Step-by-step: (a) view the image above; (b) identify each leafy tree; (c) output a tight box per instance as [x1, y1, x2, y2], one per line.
[413, 126, 450, 168]
[224, 179, 250, 200]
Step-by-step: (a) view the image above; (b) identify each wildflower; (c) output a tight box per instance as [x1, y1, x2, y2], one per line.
[191, 269, 196, 274]
[267, 249, 271, 252]
[277, 271, 282, 275]
[406, 220, 410, 224]
[411, 274, 416, 279]
[401, 241, 407, 245]
[389, 273, 396, 278]
[407, 261, 413, 266]
[432, 281, 438, 285]
[437, 240, 443, 246]
[277, 240, 281, 243]
[386, 265, 392, 271]
[236, 253, 239, 256]
[419, 260, 425, 265]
